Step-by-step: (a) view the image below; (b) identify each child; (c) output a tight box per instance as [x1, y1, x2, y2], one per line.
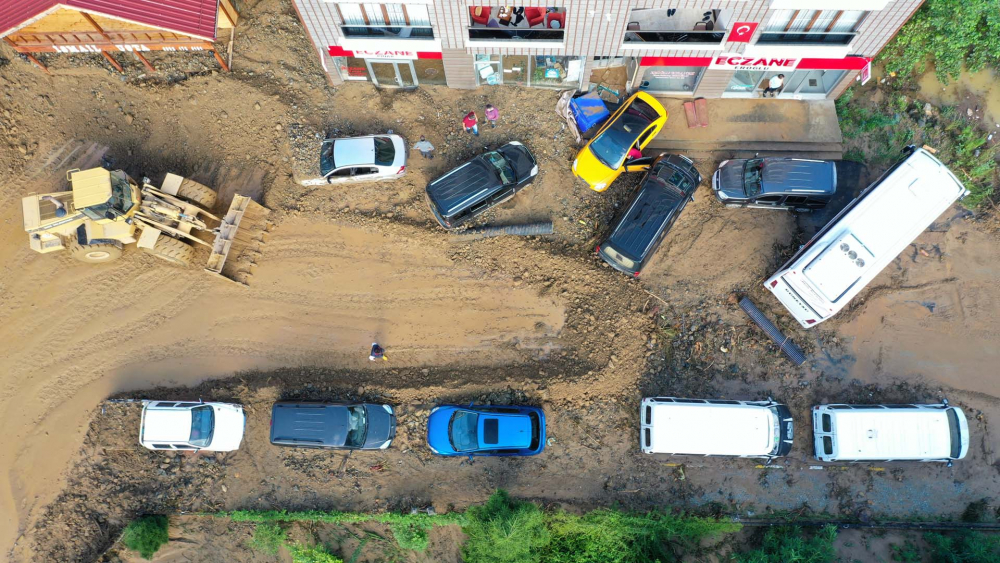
[369, 343, 387, 361]
[462, 111, 479, 136]
[485, 104, 499, 128]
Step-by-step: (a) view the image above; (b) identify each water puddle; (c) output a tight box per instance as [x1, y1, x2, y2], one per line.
[915, 63, 1000, 130]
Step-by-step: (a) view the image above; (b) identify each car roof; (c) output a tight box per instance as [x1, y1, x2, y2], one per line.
[645, 402, 775, 456]
[270, 403, 351, 446]
[333, 137, 376, 167]
[478, 413, 532, 449]
[142, 409, 193, 443]
[606, 160, 692, 260]
[823, 408, 955, 459]
[759, 158, 836, 195]
[426, 155, 501, 217]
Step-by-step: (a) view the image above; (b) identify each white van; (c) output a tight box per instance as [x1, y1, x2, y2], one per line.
[640, 397, 794, 458]
[812, 403, 969, 463]
[764, 147, 968, 328]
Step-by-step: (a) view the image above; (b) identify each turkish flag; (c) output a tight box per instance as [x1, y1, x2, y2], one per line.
[727, 22, 759, 43]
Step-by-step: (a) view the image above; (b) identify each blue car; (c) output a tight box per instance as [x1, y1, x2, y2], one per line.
[426, 404, 546, 458]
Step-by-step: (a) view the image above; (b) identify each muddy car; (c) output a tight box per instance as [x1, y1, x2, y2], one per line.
[269, 402, 396, 450]
[712, 157, 837, 212]
[596, 153, 700, 277]
[140, 400, 246, 452]
[425, 142, 538, 229]
[300, 134, 407, 186]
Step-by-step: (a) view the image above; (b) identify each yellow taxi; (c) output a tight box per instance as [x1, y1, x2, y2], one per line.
[572, 92, 668, 192]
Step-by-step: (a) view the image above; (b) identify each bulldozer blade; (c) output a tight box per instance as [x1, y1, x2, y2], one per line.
[205, 194, 271, 285]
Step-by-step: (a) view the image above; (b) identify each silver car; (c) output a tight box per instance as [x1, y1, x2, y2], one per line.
[301, 134, 407, 186]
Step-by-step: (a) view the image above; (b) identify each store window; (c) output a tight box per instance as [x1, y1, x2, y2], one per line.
[468, 7, 565, 42]
[413, 58, 447, 85]
[475, 54, 502, 85]
[530, 56, 583, 89]
[502, 55, 530, 86]
[638, 66, 705, 94]
[334, 56, 371, 81]
[337, 3, 434, 39]
[759, 10, 866, 45]
[724, 70, 764, 94]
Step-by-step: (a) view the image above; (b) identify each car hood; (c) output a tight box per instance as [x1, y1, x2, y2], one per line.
[207, 405, 246, 452]
[761, 159, 837, 194]
[426, 407, 458, 455]
[715, 160, 747, 198]
[574, 145, 615, 188]
[363, 404, 396, 448]
[498, 143, 536, 180]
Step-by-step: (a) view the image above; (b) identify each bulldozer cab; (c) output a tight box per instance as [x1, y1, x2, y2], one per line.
[69, 168, 138, 222]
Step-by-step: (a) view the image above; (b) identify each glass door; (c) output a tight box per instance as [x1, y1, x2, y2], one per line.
[723, 70, 764, 98]
[366, 60, 418, 88]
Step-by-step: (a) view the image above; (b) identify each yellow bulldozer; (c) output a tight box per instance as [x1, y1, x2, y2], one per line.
[21, 167, 270, 284]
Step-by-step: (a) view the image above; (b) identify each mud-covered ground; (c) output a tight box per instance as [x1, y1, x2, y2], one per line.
[2, 0, 1000, 561]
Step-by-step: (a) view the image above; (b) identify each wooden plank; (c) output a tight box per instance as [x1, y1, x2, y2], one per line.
[695, 98, 709, 128]
[134, 51, 156, 72]
[683, 101, 698, 128]
[101, 51, 124, 72]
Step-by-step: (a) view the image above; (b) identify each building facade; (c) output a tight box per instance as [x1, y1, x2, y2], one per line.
[290, 0, 920, 99]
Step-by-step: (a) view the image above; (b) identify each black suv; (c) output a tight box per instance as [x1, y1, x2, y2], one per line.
[269, 402, 396, 450]
[426, 141, 538, 229]
[597, 153, 701, 277]
[712, 157, 837, 212]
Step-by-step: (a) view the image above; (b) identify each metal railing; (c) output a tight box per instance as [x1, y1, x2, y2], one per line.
[467, 28, 564, 41]
[756, 30, 856, 45]
[340, 25, 435, 39]
[623, 30, 726, 44]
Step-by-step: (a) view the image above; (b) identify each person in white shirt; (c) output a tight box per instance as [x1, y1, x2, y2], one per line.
[763, 74, 785, 98]
[413, 135, 435, 159]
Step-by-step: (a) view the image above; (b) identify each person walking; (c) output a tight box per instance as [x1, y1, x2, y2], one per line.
[484, 104, 499, 128]
[413, 135, 435, 159]
[369, 343, 387, 362]
[462, 111, 479, 136]
[763, 74, 784, 98]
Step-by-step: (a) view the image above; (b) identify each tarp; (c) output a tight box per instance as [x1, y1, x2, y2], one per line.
[570, 91, 611, 135]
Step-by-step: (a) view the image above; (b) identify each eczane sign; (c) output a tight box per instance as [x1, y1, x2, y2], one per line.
[709, 54, 800, 72]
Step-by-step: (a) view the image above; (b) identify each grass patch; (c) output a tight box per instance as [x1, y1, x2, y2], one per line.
[121, 515, 170, 560]
[836, 85, 998, 209]
[288, 542, 345, 563]
[924, 530, 1000, 562]
[462, 489, 551, 563]
[734, 525, 838, 563]
[248, 523, 286, 555]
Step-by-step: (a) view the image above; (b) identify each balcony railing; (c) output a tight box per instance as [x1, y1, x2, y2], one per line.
[467, 28, 564, 42]
[340, 25, 435, 40]
[623, 30, 726, 44]
[756, 31, 856, 45]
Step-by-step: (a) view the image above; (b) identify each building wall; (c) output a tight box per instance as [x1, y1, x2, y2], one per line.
[291, 0, 923, 96]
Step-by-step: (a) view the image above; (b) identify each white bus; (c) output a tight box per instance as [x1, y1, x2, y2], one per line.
[812, 403, 969, 463]
[764, 147, 968, 328]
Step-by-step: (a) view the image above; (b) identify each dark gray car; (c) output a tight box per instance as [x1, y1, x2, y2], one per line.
[712, 157, 837, 212]
[270, 402, 396, 450]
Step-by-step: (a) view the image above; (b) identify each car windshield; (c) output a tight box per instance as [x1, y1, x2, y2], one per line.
[374, 137, 396, 166]
[743, 159, 763, 197]
[449, 410, 479, 452]
[188, 405, 215, 447]
[588, 103, 655, 169]
[483, 151, 516, 184]
[345, 406, 368, 448]
[320, 140, 335, 175]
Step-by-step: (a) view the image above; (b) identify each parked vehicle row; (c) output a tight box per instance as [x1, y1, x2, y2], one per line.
[138, 397, 968, 464]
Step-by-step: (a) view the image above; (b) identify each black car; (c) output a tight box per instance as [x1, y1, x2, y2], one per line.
[597, 153, 701, 277]
[711, 157, 837, 211]
[269, 402, 396, 450]
[426, 141, 538, 229]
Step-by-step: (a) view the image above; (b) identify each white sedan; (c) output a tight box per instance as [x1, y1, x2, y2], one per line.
[139, 400, 246, 452]
[300, 134, 407, 186]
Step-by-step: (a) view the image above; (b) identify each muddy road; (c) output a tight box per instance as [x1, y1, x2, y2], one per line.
[1, 0, 1000, 560]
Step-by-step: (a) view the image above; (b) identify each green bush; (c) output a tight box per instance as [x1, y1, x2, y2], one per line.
[121, 515, 170, 560]
[462, 490, 551, 563]
[734, 525, 838, 563]
[287, 542, 344, 563]
[542, 508, 738, 563]
[390, 520, 432, 551]
[878, 0, 1000, 82]
[923, 531, 1000, 562]
[248, 523, 286, 555]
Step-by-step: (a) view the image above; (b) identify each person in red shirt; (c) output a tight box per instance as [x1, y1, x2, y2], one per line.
[462, 111, 479, 136]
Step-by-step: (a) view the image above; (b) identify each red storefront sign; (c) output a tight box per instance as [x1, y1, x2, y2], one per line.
[710, 54, 799, 71]
[329, 46, 442, 60]
[639, 56, 871, 71]
[726, 22, 758, 43]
